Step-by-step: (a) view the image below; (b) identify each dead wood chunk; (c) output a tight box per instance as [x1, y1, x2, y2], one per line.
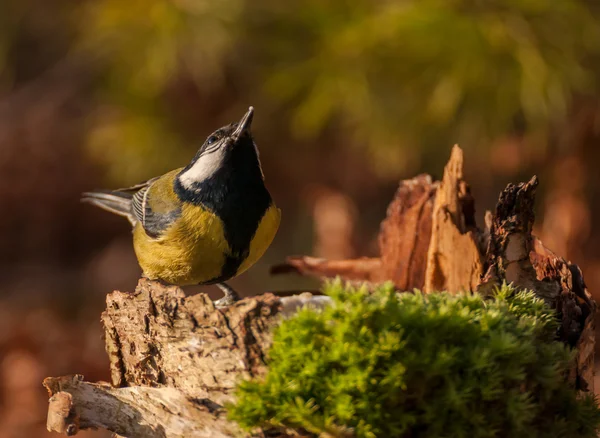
[102, 278, 281, 404]
[46, 391, 79, 435]
[378, 174, 437, 291]
[480, 177, 596, 392]
[533, 256, 595, 392]
[270, 256, 382, 283]
[424, 145, 484, 294]
[573, 309, 595, 392]
[44, 375, 243, 438]
[530, 243, 587, 344]
[479, 176, 548, 297]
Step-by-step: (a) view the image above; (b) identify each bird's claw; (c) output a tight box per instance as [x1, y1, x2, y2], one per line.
[214, 283, 241, 308]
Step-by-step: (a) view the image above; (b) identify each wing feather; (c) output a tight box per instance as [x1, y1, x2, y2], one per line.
[83, 174, 180, 238]
[130, 176, 181, 239]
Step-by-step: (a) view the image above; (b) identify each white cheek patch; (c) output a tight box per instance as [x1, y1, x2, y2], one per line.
[179, 147, 226, 188]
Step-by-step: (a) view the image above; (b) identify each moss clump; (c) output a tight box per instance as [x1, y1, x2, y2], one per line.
[229, 282, 600, 438]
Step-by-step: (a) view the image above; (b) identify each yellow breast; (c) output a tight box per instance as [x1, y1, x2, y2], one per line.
[133, 205, 231, 285]
[132, 174, 281, 285]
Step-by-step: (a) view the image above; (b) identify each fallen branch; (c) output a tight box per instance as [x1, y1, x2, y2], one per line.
[44, 375, 242, 438]
[270, 256, 382, 283]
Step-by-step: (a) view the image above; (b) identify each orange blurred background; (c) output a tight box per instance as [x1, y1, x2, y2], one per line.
[2, 1, 600, 436]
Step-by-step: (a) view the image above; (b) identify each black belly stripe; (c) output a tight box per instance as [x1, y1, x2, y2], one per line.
[203, 255, 242, 285]
[174, 163, 272, 283]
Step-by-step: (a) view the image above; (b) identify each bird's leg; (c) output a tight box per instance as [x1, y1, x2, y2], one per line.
[214, 282, 241, 307]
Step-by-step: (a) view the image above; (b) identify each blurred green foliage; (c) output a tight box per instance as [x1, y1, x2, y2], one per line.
[229, 282, 600, 437]
[2, 0, 600, 180]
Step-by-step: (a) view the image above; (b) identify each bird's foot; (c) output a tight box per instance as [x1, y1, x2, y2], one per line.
[214, 282, 241, 308]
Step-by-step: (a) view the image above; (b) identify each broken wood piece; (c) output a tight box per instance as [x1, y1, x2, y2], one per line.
[479, 176, 549, 297]
[270, 256, 382, 283]
[271, 174, 440, 291]
[47, 391, 78, 436]
[103, 279, 282, 404]
[424, 145, 484, 294]
[479, 176, 596, 392]
[378, 174, 437, 290]
[44, 375, 243, 438]
[272, 147, 486, 294]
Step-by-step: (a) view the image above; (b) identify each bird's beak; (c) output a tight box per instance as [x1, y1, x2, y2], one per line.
[231, 106, 254, 142]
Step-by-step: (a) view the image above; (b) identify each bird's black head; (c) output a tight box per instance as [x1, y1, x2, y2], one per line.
[177, 106, 264, 190]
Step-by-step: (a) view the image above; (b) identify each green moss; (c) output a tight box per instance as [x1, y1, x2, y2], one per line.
[228, 282, 600, 438]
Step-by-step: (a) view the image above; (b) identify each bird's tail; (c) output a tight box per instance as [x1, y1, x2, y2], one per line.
[81, 190, 135, 224]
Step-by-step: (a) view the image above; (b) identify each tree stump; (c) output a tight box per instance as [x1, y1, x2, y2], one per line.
[45, 146, 595, 437]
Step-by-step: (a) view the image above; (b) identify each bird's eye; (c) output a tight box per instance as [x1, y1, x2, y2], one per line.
[206, 135, 218, 145]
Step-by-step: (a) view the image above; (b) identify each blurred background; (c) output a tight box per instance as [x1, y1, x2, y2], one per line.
[2, 0, 600, 436]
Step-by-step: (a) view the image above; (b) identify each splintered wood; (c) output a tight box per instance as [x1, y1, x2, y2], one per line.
[45, 145, 596, 437]
[272, 145, 595, 392]
[423, 146, 483, 293]
[378, 174, 437, 290]
[479, 176, 547, 298]
[273, 145, 484, 293]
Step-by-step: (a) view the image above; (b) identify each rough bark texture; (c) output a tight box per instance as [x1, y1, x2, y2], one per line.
[378, 174, 437, 290]
[271, 147, 483, 294]
[271, 175, 439, 291]
[102, 279, 280, 405]
[478, 176, 596, 391]
[46, 146, 596, 437]
[423, 146, 484, 293]
[479, 177, 549, 297]
[45, 284, 329, 437]
[44, 375, 243, 438]
[271, 146, 596, 393]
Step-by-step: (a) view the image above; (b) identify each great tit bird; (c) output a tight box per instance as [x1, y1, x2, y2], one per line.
[82, 107, 281, 305]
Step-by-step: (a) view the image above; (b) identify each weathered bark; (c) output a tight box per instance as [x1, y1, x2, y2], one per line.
[45, 283, 329, 437]
[479, 176, 596, 391]
[45, 146, 596, 437]
[272, 175, 439, 291]
[45, 375, 243, 438]
[423, 146, 484, 293]
[272, 146, 596, 393]
[479, 177, 548, 297]
[378, 174, 437, 290]
[102, 279, 279, 404]
[271, 146, 484, 294]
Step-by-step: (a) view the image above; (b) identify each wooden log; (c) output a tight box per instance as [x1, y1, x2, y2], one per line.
[45, 282, 330, 437]
[271, 147, 596, 392]
[44, 375, 243, 438]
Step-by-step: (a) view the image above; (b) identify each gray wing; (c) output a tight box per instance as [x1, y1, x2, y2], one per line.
[130, 179, 181, 239]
